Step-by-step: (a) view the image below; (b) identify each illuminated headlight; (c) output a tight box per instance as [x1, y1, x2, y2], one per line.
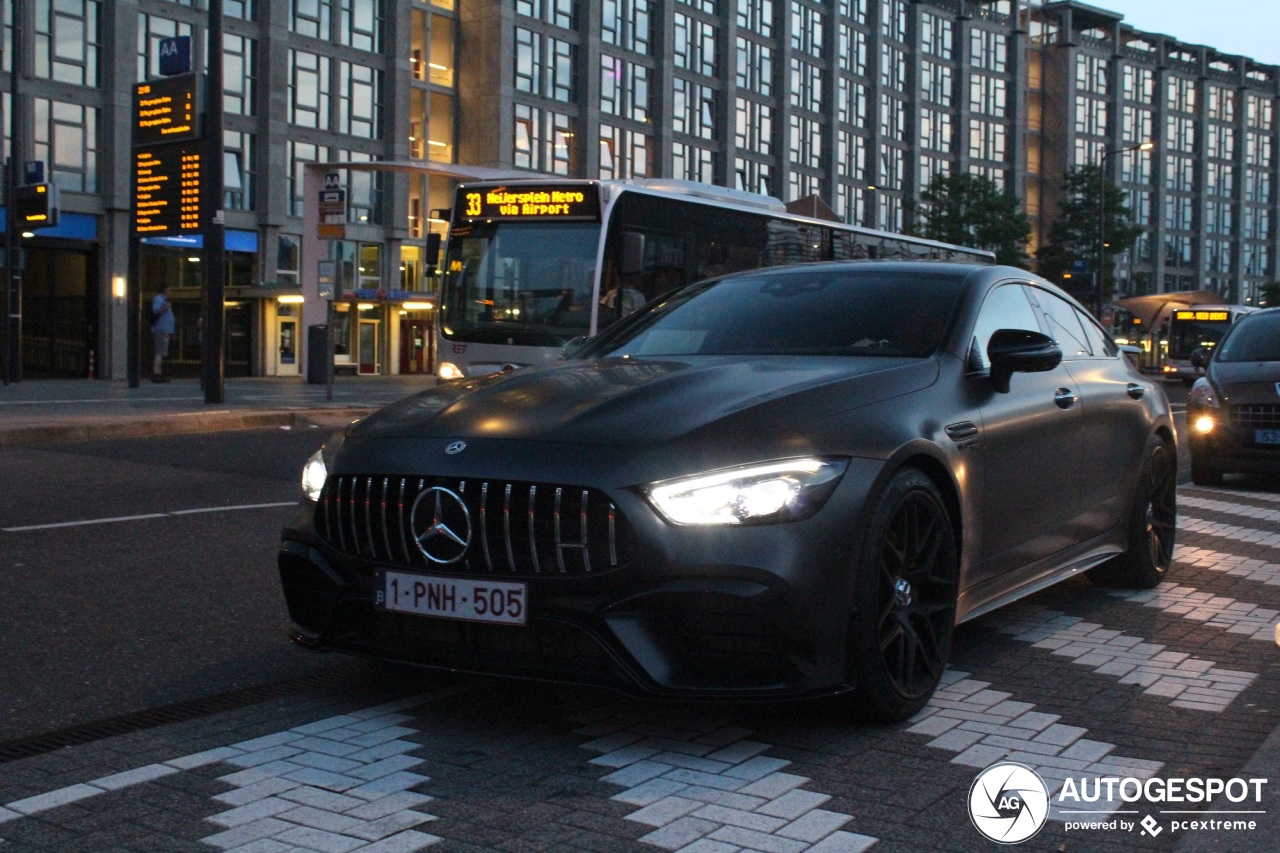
[301, 449, 328, 502]
[437, 361, 465, 381]
[644, 458, 847, 526]
[1194, 416, 1217, 435]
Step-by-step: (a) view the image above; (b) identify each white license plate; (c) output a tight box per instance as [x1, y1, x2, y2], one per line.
[1257, 429, 1280, 445]
[376, 571, 527, 626]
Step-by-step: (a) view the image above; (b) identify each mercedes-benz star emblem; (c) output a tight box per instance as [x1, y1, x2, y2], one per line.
[409, 486, 472, 564]
[445, 440, 467, 455]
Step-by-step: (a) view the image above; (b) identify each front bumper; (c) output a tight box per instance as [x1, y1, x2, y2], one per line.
[276, 458, 884, 700]
[1188, 405, 1280, 475]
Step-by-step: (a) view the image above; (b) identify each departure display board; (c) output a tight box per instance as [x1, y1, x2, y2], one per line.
[1174, 310, 1230, 322]
[134, 144, 203, 235]
[454, 184, 601, 222]
[133, 74, 198, 147]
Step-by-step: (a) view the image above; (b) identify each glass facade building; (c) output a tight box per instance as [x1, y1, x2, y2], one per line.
[1, 0, 1277, 379]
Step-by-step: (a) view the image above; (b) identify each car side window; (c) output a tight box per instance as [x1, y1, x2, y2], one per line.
[1031, 289, 1092, 358]
[968, 284, 1042, 371]
[1077, 309, 1119, 357]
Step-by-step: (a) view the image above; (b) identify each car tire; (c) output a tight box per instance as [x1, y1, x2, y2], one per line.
[1190, 455, 1223, 487]
[1091, 434, 1177, 588]
[843, 468, 958, 724]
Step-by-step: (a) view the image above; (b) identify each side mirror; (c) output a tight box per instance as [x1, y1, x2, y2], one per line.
[988, 329, 1062, 394]
[562, 335, 589, 359]
[1189, 346, 1210, 369]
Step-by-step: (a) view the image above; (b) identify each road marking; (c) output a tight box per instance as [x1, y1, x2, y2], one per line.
[1180, 515, 1280, 549]
[985, 604, 1256, 712]
[576, 709, 876, 851]
[1180, 494, 1280, 523]
[1111, 582, 1279, 642]
[2, 502, 297, 532]
[908, 669, 1163, 818]
[1176, 545, 1280, 586]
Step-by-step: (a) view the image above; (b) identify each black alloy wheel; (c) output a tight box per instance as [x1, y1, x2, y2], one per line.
[847, 469, 958, 723]
[1092, 435, 1177, 588]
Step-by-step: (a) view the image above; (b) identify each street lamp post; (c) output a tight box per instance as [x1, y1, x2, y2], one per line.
[1097, 140, 1154, 316]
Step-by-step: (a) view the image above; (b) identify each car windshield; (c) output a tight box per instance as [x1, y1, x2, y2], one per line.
[585, 268, 965, 358]
[1214, 313, 1280, 363]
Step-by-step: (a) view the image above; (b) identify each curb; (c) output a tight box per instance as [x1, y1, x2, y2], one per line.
[0, 408, 373, 448]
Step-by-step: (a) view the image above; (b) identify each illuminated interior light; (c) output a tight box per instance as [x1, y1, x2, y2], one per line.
[112, 276, 127, 299]
[276, 294, 305, 304]
[357, 303, 375, 310]
[402, 302, 434, 310]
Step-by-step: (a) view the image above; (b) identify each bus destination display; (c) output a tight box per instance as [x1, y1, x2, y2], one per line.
[134, 145, 203, 235]
[456, 184, 601, 222]
[133, 74, 199, 147]
[1174, 310, 1230, 322]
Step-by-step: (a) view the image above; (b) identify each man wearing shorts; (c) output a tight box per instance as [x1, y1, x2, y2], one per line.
[151, 284, 175, 382]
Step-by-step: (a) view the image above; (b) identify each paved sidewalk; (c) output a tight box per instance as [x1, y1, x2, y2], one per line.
[0, 375, 434, 446]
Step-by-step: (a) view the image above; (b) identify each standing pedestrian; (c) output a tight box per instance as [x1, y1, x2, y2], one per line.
[151, 284, 175, 382]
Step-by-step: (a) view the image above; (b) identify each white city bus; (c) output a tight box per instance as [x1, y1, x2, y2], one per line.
[435, 178, 995, 379]
[1163, 304, 1257, 385]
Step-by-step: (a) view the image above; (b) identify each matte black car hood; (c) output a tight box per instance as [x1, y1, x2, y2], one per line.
[1211, 361, 1280, 402]
[352, 356, 938, 447]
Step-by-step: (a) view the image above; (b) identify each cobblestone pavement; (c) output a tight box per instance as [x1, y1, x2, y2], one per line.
[1, 480, 1278, 852]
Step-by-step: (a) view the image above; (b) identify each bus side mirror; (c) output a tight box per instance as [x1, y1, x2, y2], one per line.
[620, 232, 647, 276]
[425, 232, 442, 265]
[1190, 347, 1210, 369]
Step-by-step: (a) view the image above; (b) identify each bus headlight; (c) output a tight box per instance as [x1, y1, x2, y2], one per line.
[437, 361, 465, 381]
[644, 458, 847, 525]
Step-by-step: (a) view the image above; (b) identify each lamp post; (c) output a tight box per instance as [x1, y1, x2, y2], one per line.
[1096, 140, 1154, 316]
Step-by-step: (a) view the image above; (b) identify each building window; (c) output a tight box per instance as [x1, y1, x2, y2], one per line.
[290, 50, 331, 129]
[603, 0, 651, 53]
[673, 12, 717, 77]
[34, 98, 98, 192]
[339, 0, 381, 52]
[513, 103, 576, 174]
[516, 0, 577, 29]
[36, 0, 100, 86]
[515, 28, 575, 102]
[223, 34, 256, 116]
[735, 97, 773, 155]
[288, 141, 325, 217]
[599, 124, 650, 179]
[600, 54, 650, 122]
[223, 130, 255, 210]
[672, 142, 715, 184]
[339, 61, 380, 137]
[291, 0, 331, 39]
[789, 2, 822, 58]
[737, 0, 773, 38]
[735, 37, 772, 96]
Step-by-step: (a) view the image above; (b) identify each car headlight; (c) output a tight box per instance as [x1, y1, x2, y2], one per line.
[1188, 378, 1220, 409]
[301, 449, 329, 502]
[437, 361, 465, 381]
[644, 458, 847, 526]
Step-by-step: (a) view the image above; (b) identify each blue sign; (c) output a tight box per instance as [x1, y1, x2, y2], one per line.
[23, 161, 43, 185]
[1070, 259, 1091, 274]
[158, 36, 192, 76]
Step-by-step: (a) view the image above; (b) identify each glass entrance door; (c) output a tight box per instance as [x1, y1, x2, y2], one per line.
[278, 319, 298, 376]
[358, 321, 379, 374]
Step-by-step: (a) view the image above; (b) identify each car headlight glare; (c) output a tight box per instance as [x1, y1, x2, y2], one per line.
[301, 449, 329, 502]
[1194, 416, 1217, 435]
[645, 458, 847, 525]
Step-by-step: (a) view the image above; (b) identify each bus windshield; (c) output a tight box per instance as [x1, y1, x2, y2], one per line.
[1167, 315, 1231, 359]
[439, 221, 600, 348]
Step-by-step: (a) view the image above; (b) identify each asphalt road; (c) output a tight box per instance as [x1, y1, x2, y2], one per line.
[0, 426, 401, 742]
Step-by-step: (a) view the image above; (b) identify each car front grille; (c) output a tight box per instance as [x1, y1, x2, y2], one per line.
[316, 474, 633, 576]
[1232, 404, 1280, 431]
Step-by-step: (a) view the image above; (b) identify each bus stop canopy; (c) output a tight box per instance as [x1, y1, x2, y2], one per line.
[1113, 290, 1224, 328]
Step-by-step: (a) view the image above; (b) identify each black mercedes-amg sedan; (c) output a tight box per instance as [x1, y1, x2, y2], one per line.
[1187, 307, 1280, 485]
[278, 262, 1177, 722]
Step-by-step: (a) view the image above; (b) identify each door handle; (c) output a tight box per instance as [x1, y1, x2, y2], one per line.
[1127, 383, 1146, 400]
[1054, 388, 1078, 409]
